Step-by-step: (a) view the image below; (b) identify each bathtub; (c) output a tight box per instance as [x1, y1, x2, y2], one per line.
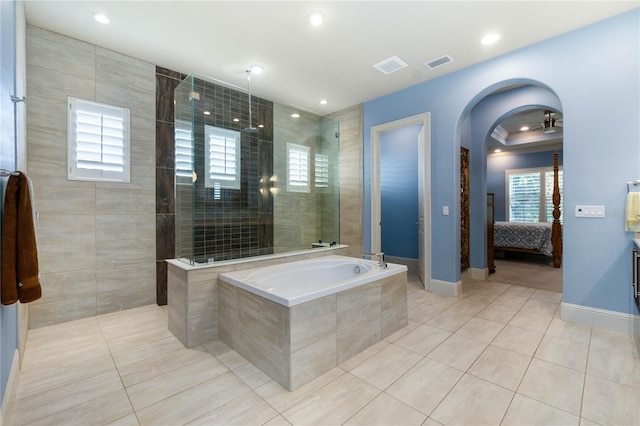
[219, 255, 406, 307]
[218, 255, 408, 391]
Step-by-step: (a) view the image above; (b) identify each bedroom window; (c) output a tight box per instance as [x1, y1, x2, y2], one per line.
[287, 143, 310, 193]
[67, 97, 130, 182]
[506, 167, 563, 223]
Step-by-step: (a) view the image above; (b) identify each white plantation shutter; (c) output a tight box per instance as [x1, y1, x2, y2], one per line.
[315, 153, 329, 188]
[68, 97, 130, 182]
[506, 167, 563, 223]
[175, 120, 194, 179]
[287, 143, 310, 193]
[205, 126, 240, 190]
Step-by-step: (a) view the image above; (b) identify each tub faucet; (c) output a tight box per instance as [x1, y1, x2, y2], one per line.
[361, 252, 387, 269]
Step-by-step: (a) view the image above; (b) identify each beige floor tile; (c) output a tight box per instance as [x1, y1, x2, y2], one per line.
[530, 288, 563, 303]
[455, 317, 505, 343]
[393, 324, 451, 356]
[535, 334, 589, 372]
[427, 334, 487, 371]
[492, 293, 529, 310]
[383, 322, 418, 343]
[186, 391, 279, 425]
[518, 358, 585, 415]
[135, 372, 251, 425]
[12, 370, 124, 425]
[521, 298, 559, 315]
[502, 393, 579, 425]
[407, 303, 445, 324]
[545, 317, 592, 344]
[118, 345, 213, 387]
[254, 367, 345, 413]
[339, 340, 391, 371]
[503, 285, 536, 298]
[262, 415, 292, 426]
[493, 325, 543, 356]
[126, 357, 229, 411]
[344, 392, 426, 425]
[430, 374, 513, 425]
[111, 335, 185, 368]
[581, 374, 640, 426]
[349, 344, 422, 390]
[106, 327, 176, 353]
[425, 309, 473, 332]
[509, 308, 554, 333]
[232, 361, 273, 389]
[106, 413, 140, 425]
[448, 297, 489, 316]
[586, 344, 640, 389]
[476, 303, 518, 324]
[17, 352, 116, 397]
[204, 340, 249, 370]
[385, 357, 463, 415]
[21, 389, 134, 426]
[468, 345, 531, 391]
[282, 373, 380, 425]
[422, 418, 444, 426]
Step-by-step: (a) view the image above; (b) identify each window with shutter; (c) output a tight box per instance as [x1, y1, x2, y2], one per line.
[287, 143, 310, 193]
[67, 97, 130, 182]
[506, 167, 563, 223]
[315, 153, 329, 188]
[175, 119, 194, 180]
[205, 125, 240, 190]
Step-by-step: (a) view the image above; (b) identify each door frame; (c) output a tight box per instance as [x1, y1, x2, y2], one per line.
[370, 112, 431, 289]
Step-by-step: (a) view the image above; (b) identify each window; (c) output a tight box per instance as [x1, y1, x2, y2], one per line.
[174, 119, 194, 180]
[287, 143, 310, 193]
[315, 153, 329, 188]
[67, 97, 130, 182]
[205, 125, 240, 190]
[506, 166, 563, 223]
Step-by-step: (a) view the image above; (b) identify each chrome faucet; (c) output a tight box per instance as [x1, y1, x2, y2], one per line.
[361, 252, 387, 269]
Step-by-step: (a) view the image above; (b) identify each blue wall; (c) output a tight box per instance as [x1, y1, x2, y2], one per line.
[487, 150, 564, 221]
[0, 0, 19, 403]
[364, 9, 640, 316]
[381, 125, 420, 259]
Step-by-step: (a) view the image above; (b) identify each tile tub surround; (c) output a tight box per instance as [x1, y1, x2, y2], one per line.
[167, 246, 347, 348]
[218, 265, 408, 391]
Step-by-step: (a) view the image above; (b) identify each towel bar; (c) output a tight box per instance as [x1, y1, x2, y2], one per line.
[0, 169, 19, 177]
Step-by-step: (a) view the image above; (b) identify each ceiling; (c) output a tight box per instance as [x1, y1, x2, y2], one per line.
[23, 1, 638, 117]
[489, 109, 564, 155]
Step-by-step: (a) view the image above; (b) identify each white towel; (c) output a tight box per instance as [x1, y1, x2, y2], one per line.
[625, 192, 640, 231]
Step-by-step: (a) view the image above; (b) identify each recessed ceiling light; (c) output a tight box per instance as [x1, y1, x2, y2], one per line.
[320, 99, 328, 105]
[249, 64, 264, 75]
[520, 126, 530, 131]
[481, 33, 500, 45]
[291, 113, 300, 118]
[494, 149, 502, 153]
[309, 11, 324, 26]
[94, 13, 110, 25]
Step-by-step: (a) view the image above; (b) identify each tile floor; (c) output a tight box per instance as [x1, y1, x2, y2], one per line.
[8, 273, 640, 425]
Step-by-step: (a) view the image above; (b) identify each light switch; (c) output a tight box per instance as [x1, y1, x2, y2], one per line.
[443, 206, 449, 216]
[575, 205, 605, 218]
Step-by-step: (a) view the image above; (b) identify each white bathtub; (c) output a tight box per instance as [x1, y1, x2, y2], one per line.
[219, 255, 407, 307]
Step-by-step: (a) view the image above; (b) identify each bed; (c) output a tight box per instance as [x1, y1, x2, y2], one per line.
[494, 151, 562, 268]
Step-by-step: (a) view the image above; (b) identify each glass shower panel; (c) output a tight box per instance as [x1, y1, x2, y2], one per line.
[174, 73, 340, 265]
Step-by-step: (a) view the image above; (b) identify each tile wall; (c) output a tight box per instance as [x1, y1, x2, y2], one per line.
[26, 26, 156, 327]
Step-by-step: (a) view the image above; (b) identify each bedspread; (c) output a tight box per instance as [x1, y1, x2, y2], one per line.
[494, 221, 553, 256]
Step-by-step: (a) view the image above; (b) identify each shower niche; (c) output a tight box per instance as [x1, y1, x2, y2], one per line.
[174, 73, 340, 265]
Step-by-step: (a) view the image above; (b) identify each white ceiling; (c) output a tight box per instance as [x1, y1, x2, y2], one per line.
[489, 108, 564, 155]
[24, 1, 638, 115]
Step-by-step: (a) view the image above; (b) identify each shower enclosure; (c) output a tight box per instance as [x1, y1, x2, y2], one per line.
[174, 73, 340, 265]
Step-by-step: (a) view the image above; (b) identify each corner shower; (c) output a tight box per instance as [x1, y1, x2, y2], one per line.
[174, 72, 340, 265]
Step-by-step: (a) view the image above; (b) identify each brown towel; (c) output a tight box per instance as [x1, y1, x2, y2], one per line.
[1, 173, 41, 304]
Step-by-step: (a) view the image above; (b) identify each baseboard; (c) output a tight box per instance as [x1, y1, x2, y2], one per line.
[430, 279, 463, 297]
[470, 267, 488, 281]
[1, 349, 20, 426]
[561, 303, 640, 336]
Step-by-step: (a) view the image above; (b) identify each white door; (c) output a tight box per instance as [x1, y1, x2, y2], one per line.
[417, 125, 426, 285]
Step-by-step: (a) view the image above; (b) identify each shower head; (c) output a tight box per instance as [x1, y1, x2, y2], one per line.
[242, 127, 258, 134]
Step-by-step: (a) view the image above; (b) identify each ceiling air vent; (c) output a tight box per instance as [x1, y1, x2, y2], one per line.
[425, 55, 453, 70]
[373, 55, 408, 75]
